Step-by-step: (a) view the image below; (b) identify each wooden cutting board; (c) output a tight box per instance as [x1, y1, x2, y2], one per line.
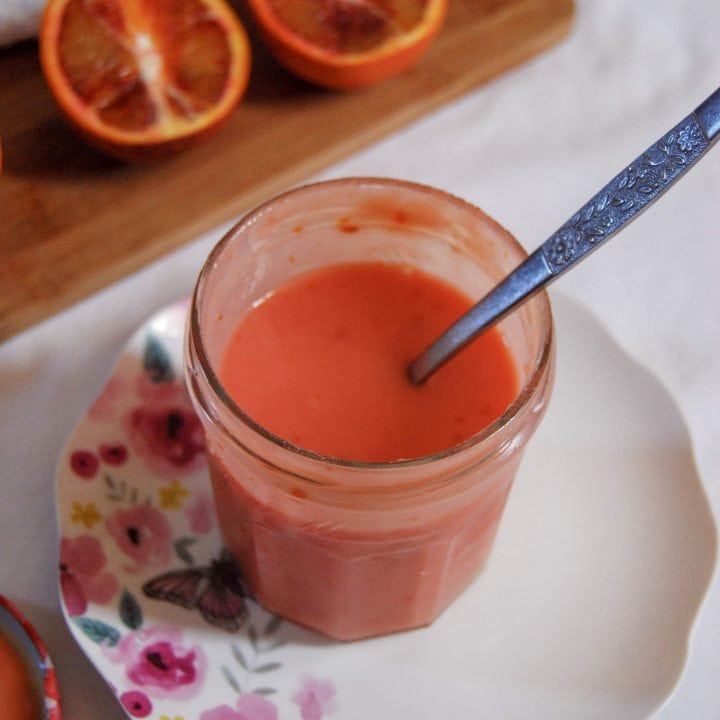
[0, 0, 573, 341]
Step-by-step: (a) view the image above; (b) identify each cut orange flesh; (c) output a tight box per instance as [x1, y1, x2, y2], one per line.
[40, 0, 251, 160]
[247, 0, 448, 89]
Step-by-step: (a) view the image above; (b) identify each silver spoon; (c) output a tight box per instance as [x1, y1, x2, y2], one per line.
[409, 85, 720, 384]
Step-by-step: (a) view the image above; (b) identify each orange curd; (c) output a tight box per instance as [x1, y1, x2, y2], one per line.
[0, 633, 41, 720]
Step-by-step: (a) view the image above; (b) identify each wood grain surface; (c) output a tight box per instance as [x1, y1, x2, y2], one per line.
[0, 0, 573, 341]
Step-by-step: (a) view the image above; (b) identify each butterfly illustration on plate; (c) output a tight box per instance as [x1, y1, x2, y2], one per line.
[142, 548, 250, 632]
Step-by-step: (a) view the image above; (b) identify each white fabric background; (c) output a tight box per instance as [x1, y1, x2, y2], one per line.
[1, 1, 718, 717]
[0, 0, 43, 47]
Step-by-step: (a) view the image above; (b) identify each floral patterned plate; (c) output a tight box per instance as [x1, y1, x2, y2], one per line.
[55, 296, 717, 720]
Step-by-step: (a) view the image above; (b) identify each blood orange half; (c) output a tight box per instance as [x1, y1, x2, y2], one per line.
[246, 0, 448, 90]
[40, 0, 251, 161]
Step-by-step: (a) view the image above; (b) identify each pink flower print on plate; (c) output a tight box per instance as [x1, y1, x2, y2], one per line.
[106, 505, 172, 573]
[59, 535, 119, 616]
[125, 403, 205, 476]
[69, 449, 100, 479]
[293, 675, 337, 720]
[108, 624, 207, 701]
[201, 705, 241, 720]
[99, 441, 129, 466]
[119, 689, 153, 717]
[201, 693, 279, 720]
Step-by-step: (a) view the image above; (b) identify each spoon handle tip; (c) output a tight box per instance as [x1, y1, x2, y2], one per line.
[409, 85, 720, 384]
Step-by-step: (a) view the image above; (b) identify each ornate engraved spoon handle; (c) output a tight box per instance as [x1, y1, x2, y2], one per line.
[409, 86, 720, 384]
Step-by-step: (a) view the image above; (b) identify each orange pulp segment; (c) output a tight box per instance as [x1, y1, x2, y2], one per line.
[40, 0, 251, 160]
[247, 0, 448, 89]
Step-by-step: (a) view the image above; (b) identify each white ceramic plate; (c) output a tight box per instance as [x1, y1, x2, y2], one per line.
[55, 294, 717, 720]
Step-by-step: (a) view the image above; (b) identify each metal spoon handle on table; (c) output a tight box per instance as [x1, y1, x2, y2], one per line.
[409, 85, 720, 385]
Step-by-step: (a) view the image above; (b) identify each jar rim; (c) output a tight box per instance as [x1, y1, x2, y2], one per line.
[188, 177, 554, 471]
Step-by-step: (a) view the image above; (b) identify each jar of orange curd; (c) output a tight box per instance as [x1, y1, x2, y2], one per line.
[185, 178, 554, 641]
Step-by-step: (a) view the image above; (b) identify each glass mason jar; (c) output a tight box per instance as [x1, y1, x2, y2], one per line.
[185, 178, 554, 641]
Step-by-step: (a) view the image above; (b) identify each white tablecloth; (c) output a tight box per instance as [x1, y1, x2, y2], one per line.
[1, 1, 718, 717]
[0, 0, 42, 47]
